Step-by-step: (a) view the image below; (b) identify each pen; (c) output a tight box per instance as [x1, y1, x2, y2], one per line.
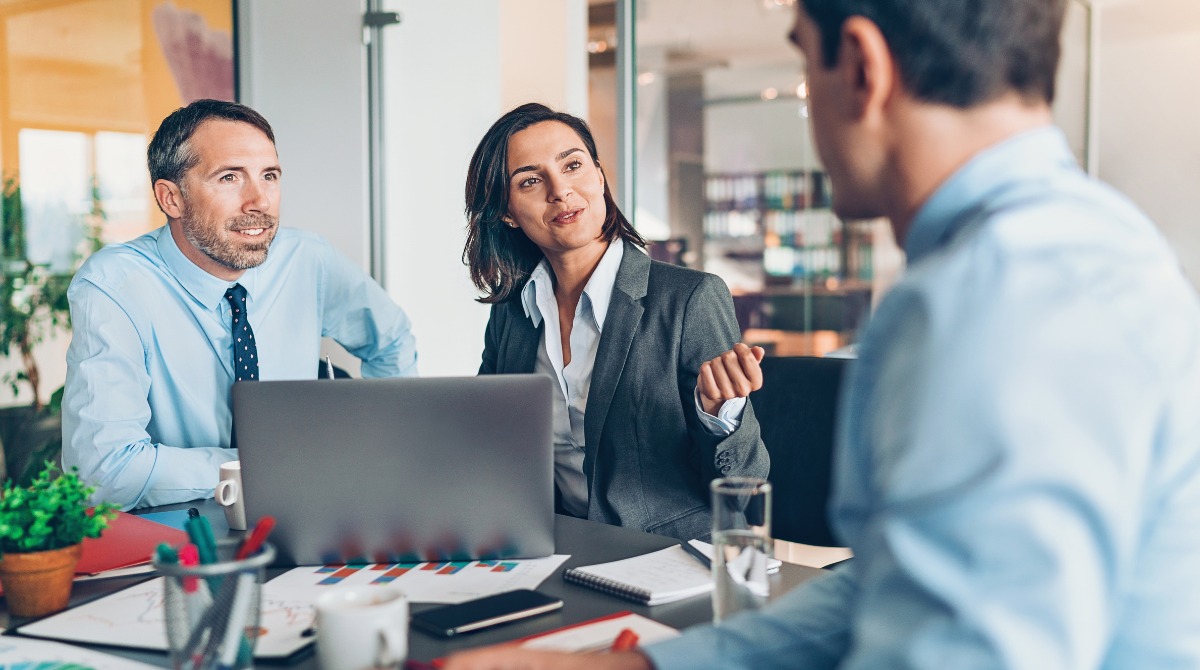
[156, 542, 180, 566]
[324, 354, 335, 380]
[186, 515, 219, 566]
[235, 515, 276, 560]
[680, 541, 712, 571]
[178, 542, 216, 670]
[216, 572, 256, 670]
[610, 628, 639, 652]
[188, 507, 200, 519]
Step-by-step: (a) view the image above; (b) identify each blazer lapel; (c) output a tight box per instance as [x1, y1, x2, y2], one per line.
[504, 301, 542, 374]
[583, 241, 649, 478]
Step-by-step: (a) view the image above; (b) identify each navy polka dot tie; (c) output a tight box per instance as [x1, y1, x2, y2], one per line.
[225, 284, 259, 382]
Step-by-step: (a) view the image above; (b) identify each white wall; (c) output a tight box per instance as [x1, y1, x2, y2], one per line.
[1096, 0, 1200, 286]
[499, 0, 588, 116]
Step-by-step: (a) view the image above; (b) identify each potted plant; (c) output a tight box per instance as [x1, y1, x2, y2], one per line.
[0, 460, 117, 616]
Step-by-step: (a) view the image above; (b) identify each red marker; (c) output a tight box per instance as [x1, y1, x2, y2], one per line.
[235, 516, 276, 560]
[178, 543, 201, 593]
[610, 628, 639, 652]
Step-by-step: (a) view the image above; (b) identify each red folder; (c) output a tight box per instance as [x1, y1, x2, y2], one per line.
[75, 510, 189, 576]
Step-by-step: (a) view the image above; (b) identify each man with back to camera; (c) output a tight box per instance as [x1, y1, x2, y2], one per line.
[63, 100, 418, 510]
[444, 0, 1200, 668]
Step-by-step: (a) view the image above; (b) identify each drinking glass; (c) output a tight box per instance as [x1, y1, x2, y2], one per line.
[710, 477, 772, 624]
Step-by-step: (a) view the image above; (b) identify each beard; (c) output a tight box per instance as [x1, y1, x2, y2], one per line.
[181, 209, 279, 271]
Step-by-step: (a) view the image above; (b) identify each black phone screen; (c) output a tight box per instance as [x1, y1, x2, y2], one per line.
[410, 589, 563, 637]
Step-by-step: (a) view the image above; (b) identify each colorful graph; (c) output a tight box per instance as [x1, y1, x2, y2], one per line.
[477, 561, 518, 573]
[436, 562, 470, 575]
[316, 565, 365, 585]
[369, 563, 420, 585]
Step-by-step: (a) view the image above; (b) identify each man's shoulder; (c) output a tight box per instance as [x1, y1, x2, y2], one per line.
[885, 174, 1200, 369]
[74, 229, 168, 290]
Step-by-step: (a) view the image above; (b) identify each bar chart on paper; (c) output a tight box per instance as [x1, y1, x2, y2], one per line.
[269, 555, 570, 604]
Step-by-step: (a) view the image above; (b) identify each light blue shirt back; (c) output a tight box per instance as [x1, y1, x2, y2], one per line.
[63, 226, 417, 509]
[646, 127, 1200, 668]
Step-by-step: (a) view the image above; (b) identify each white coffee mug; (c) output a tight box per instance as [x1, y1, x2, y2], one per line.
[215, 460, 247, 531]
[315, 587, 408, 670]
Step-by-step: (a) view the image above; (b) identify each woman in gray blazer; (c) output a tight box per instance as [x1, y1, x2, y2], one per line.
[464, 103, 770, 540]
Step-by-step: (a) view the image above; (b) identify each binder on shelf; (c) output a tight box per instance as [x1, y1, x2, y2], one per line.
[562, 546, 712, 606]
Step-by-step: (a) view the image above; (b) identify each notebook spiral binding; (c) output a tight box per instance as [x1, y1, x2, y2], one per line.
[564, 568, 653, 605]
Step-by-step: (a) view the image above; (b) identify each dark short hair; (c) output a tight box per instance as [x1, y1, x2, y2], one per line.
[801, 0, 1066, 107]
[464, 103, 646, 304]
[147, 99, 275, 185]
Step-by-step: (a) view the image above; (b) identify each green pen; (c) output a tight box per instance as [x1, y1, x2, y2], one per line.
[185, 515, 219, 565]
[156, 542, 180, 565]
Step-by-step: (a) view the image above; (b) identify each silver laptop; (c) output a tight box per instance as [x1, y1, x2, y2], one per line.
[233, 375, 554, 566]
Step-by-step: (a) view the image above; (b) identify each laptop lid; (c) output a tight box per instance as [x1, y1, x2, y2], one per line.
[233, 375, 554, 566]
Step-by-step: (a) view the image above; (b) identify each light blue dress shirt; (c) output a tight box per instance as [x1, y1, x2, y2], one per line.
[646, 127, 1200, 668]
[521, 241, 745, 517]
[63, 226, 418, 510]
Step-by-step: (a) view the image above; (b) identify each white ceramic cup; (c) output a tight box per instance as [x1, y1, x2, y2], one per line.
[215, 460, 247, 531]
[315, 587, 408, 670]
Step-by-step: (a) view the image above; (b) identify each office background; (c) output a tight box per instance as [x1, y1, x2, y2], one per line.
[1, 0, 1197, 410]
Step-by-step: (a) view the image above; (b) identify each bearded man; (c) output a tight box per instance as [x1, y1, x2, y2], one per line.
[63, 100, 418, 509]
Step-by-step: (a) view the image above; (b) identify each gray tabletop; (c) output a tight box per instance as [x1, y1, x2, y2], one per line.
[1, 498, 825, 665]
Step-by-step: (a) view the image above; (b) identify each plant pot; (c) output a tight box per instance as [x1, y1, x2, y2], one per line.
[0, 543, 82, 617]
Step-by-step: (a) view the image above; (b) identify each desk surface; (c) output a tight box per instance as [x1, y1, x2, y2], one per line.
[1, 499, 825, 666]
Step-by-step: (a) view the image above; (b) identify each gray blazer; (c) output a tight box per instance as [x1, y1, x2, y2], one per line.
[479, 240, 769, 540]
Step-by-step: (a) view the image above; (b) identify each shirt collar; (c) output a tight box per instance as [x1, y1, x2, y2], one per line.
[904, 126, 1077, 265]
[155, 224, 260, 310]
[520, 240, 625, 331]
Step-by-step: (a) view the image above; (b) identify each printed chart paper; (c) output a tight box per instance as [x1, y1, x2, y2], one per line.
[17, 577, 313, 659]
[17, 555, 569, 656]
[267, 554, 570, 604]
[0, 635, 161, 669]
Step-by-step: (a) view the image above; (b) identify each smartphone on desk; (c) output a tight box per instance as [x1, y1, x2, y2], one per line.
[410, 589, 563, 637]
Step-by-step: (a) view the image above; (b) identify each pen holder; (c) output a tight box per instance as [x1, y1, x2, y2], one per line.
[152, 541, 275, 670]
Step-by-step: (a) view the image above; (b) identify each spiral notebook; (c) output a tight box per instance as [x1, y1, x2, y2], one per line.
[562, 546, 712, 605]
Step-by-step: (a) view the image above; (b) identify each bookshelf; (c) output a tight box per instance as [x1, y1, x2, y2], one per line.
[702, 169, 876, 351]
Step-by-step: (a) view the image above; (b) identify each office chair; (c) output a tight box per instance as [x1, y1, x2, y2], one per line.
[748, 355, 848, 547]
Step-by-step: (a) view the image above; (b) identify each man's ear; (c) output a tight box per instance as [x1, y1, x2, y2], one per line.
[153, 179, 185, 219]
[839, 16, 895, 122]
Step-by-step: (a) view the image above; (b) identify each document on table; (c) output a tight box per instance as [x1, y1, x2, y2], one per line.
[267, 554, 571, 604]
[518, 612, 679, 652]
[0, 636, 162, 669]
[17, 577, 314, 658]
[17, 555, 570, 655]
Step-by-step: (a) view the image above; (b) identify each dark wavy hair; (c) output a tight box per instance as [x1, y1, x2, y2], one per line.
[802, 0, 1066, 107]
[464, 103, 645, 304]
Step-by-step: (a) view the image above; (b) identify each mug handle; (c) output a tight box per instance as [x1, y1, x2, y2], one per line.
[376, 627, 405, 668]
[215, 479, 239, 507]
